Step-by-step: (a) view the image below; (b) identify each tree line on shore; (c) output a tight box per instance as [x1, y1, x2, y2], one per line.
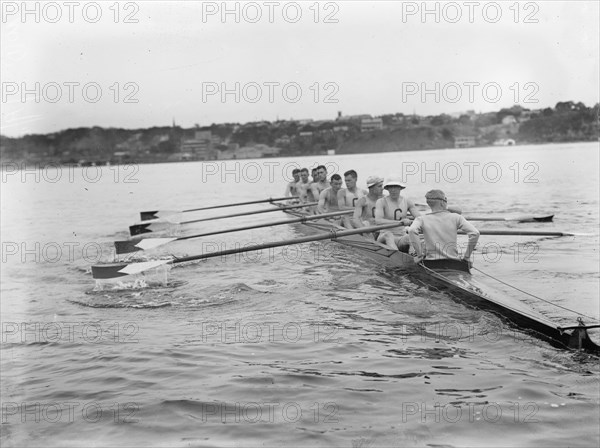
[1, 101, 597, 165]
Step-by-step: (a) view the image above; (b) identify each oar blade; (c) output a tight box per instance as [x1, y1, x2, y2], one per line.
[92, 259, 172, 279]
[129, 221, 172, 236]
[136, 237, 179, 251]
[114, 240, 143, 255]
[140, 210, 158, 221]
[465, 214, 554, 222]
[531, 215, 554, 222]
[140, 210, 178, 221]
[115, 237, 179, 255]
[119, 259, 172, 275]
[92, 262, 132, 279]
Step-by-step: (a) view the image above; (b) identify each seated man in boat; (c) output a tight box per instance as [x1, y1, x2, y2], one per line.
[352, 175, 384, 229]
[337, 170, 368, 227]
[284, 168, 301, 202]
[374, 177, 421, 251]
[295, 168, 312, 203]
[317, 174, 343, 214]
[338, 170, 367, 209]
[310, 165, 330, 202]
[408, 189, 480, 265]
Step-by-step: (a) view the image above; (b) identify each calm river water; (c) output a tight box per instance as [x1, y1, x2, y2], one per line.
[1, 142, 599, 447]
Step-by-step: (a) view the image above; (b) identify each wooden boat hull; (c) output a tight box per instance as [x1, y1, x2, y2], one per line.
[278, 205, 600, 354]
[420, 262, 599, 352]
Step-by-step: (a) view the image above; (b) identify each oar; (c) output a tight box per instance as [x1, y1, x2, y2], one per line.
[129, 202, 317, 236]
[414, 205, 554, 223]
[93, 222, 403, 280]
[462, 229, 583, 237]
[465, 214, 554, 223]
[140, 196, 297, 221]
[116, 210, 354, 254]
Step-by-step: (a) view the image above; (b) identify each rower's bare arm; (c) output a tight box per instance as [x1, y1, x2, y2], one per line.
[337, 189, 350, 209]
[459, 217, 480, 259]
[317, 190, 328, 214]
[408, 219, 424, 260]
[310, 184, 320, 202]
[407, 200, 421, 218]
[352, 197, 366, 227]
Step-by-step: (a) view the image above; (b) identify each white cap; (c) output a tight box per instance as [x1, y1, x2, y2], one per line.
[366, 175, 384, 188]
[383, 177, 406, 189]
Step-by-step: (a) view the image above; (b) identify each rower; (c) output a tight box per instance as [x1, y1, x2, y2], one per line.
[408, 189, 480, 266]
[374, 177, 421, 251]
[284, 168, 301, 200]
[310, 165, 330, 202]
[338, 170, 367, 209]
[317, 174, 343, 214]
[352, 175, 384, 228]
[295, 168, 312, 203]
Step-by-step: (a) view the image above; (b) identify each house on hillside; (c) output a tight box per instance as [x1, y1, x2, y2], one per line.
[216, 144, 281, 160]
[454, 136, 476, 148]
[360, 118, 383, 132]
[180, 130, 215, 160]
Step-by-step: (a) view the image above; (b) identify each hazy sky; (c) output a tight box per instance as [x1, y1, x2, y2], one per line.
[1, 1, 598, 137]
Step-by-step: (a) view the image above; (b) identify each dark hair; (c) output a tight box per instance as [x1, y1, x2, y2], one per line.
[292, 168, 300, 175]
[344, 170, 357, 179]
[331, 174, 342, 181]
[300, 168, 309, 174]
[316, 165, 327, 172]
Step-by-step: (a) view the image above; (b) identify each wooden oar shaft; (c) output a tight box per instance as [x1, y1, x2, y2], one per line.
[182, 196, 297, 213]
[462, 229, 573, 237]
[177, 209, 352, 240]
[172, 222, 401, 264]
[180, 202, 317, 224]
[140, 196, 298, 220]
[118, 210, 353, 254]
[94, 222, 402, 279]
[464, 214, 554, 222]
[130, 203, 318, 235]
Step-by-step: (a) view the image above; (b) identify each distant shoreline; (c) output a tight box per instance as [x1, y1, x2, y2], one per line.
[1, 102, 598, 166]
[2, 140, 597, 171]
